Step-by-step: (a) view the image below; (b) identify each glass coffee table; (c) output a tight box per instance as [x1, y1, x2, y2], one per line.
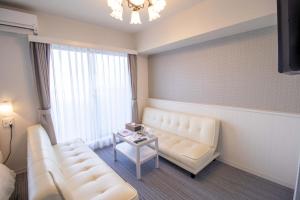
[112, 130, 159, 180]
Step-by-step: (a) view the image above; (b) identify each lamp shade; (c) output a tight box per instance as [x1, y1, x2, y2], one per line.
[148, 6, 160, 21]
[130, 11, 141, 24]
[0, 101, 13, 116]
[130, 0, 145, 6]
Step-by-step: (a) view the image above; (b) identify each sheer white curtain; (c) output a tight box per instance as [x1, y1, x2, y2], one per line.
[49, 44, 132, 149]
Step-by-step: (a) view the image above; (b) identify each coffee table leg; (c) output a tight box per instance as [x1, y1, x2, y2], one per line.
[155, 139, 159, 168]
[136, 146, 141, 180]
[113, 134, 117, 161]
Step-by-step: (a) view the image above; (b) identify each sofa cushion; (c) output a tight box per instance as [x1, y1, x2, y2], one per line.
[27, 125, 63, 200]
[152, 130, 213, 169]
[53, 140, 137, 200]
[28, 171, 62, 200]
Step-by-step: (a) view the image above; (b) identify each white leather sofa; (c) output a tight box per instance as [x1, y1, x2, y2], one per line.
[27, 124, 138, 200]
[142, 107, 220, 176]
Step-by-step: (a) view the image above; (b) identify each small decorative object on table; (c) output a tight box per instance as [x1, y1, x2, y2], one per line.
[126, 123, 142, 132]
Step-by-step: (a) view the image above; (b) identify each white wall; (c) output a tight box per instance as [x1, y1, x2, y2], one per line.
[0, 31, 39, 173]
[147, 98, 300, 188]
[37, 13, 135, 50]
[136, 0, 276, 53]
[148, 27, 300, 114]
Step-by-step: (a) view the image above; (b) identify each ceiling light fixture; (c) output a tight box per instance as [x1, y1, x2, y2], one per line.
[107, 0, 166, 24]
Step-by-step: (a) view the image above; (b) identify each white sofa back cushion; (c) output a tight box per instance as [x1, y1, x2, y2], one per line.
[143, 107, 220, 150]
[27, 125, 63, 200]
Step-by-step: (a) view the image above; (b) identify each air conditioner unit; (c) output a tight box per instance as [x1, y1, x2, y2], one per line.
[0, 8, 38, 35]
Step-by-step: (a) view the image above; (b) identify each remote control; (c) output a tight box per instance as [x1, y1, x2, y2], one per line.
[134, 138, 147, 143]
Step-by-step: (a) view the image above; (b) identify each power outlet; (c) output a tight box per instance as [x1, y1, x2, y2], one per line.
[2, 118, 14, 128]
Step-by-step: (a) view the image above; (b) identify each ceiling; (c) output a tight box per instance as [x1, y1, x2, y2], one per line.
[0, 0, 199, 33]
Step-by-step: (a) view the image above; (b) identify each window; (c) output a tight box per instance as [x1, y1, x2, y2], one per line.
[50, 44, 132, 149]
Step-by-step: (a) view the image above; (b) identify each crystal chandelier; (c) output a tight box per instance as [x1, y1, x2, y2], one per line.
[107, 0, 166, 24]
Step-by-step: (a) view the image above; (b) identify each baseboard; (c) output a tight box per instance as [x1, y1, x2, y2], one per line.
[218, 158, 293, 189]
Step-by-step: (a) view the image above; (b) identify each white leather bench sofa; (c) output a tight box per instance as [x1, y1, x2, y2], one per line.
[27, 124, 138, 200]
[142, 107, 220, 177]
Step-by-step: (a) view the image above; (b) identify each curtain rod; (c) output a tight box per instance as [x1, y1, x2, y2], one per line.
[28, 35, 138, 55]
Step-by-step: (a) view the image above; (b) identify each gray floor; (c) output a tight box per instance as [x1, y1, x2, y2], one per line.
[95, 146, 294, 200]
[11, 146, 294, 200]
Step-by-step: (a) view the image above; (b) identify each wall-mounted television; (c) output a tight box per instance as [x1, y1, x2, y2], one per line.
[277, 0, 300, 74]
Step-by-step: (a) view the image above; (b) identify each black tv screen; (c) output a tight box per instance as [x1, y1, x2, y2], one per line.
[278, 0, 300, 74]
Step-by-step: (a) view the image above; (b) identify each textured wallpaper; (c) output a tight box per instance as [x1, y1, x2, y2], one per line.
[149, 26, 300, 114]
